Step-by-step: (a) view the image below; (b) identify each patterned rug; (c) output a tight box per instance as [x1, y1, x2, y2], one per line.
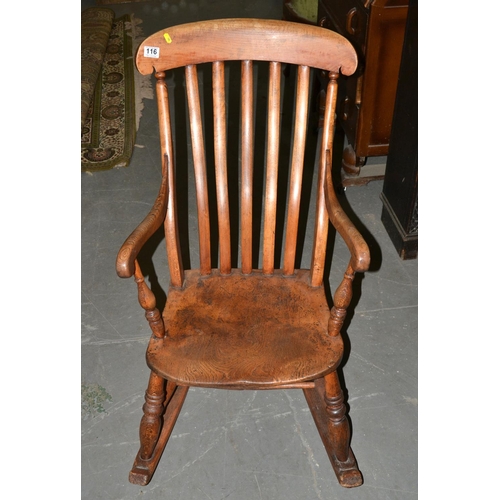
[81, 8, 114, 130]
[81, 14, 152, 171]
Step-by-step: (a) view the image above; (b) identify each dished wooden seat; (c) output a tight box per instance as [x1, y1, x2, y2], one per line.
[116, 18, 370, 491]
[149, 269, 342, 388]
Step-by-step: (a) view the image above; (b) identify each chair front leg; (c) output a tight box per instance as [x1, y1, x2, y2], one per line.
[324, 370, 350, 462]
[139, 371, 166, 461]
[323, 370, 362, 487]
[130, 372, 189, 486]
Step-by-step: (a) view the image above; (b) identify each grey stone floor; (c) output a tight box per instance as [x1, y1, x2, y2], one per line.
[81, 1, 417, 498]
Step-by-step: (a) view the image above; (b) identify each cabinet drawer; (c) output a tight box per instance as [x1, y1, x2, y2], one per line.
[318, 0, 368, 54]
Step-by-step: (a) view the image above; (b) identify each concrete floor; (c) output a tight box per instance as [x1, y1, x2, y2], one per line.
[81, 1, 418, 498]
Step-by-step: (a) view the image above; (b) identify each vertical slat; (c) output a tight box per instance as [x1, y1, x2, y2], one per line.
[156, 71, 184, 287]
[240, 60, 254, 275]
[262, 61, 281, 275]
[212, 61, 231, 275]
[310, 72, 339, 286]
[185, 64, 211, 276]
[283, 65, 310, 275]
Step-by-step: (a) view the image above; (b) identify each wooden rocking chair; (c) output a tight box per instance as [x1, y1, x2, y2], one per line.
[117, 18, 370, 489]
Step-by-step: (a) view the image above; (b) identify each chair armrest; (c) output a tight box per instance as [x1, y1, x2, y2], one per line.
[323, 150, 370, 273]
[116, 167, 169, 278]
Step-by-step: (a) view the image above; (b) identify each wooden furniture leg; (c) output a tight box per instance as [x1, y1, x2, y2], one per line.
[129, 373, 189, 485]
[342, 143, 366, 176]
[304, 374, 362, 487]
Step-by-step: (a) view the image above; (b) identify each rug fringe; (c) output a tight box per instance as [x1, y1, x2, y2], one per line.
[126, 15, 154, 131]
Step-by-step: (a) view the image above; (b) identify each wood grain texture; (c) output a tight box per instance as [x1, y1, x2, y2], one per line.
[262, 62, 281, 275]
[129, 385, 189, 485]
[147, 270, 343, 388]
[212, 61, 231, 274]
[324, 150, 370, 273]
[134, 260, 165, 339]
[310, 73, 338, 286]
[186, 64, 211, 275]
[283, 65, 310, 275]
[156, 73, 184, 287]
[137, 371, 165, 461]
[136, 18, 357, 76]
[304, 377, 363, 487]
[240, 60, 254, 275]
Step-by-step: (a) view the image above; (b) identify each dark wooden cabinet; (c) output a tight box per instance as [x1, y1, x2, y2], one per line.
[380, 0, 417, 259]
[317, 0, 408, 185]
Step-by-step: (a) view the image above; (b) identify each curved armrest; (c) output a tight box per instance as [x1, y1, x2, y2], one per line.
[323, 150, 370, 273]
[116, 168, 169, 278]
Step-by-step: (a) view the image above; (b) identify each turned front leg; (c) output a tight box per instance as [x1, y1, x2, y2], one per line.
[324, 371, 350, 463]
[139, 371, 166, 461]
[342, 144, 366, 176]
[326, 265, 355, 460]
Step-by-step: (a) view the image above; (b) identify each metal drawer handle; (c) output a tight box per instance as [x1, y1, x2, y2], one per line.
[346, 8, 360, 35]
[342, 97, 350, 121]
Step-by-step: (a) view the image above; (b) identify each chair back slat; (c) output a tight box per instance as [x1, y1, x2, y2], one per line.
[262, 61, 281, 275]
[310, 73, 338, 287]
[156, 73, 184, 287]
[185, 64, 212, 276]
[136, 20, 357, 287]
[212, 61, 231, 275]
[240, 60, 254, 275]
[283, 65, 310, 276]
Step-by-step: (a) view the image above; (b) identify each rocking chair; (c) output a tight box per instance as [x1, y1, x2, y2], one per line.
[116, 18, 370, 489]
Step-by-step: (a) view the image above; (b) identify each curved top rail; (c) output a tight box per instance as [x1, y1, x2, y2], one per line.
[136, 18, 357, 76]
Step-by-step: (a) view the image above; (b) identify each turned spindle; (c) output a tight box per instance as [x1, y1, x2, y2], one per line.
[139, 372, 165, 460]
[324, 371, 350, 463]
[134, 260, 165, 339]
[328, 265, 355, 336]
